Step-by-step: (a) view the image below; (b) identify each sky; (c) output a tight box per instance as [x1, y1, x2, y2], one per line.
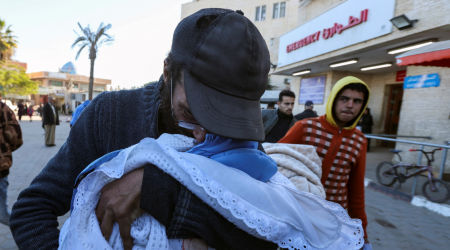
[1, 0, 190, 89]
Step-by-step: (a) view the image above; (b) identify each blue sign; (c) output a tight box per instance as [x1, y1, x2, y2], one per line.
[404, 73, 440, 89]
[299, 75, 326, 104]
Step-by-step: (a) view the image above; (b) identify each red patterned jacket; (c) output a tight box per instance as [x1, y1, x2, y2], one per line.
[279, 115, 368, 236]
[1, 101, 23, 177]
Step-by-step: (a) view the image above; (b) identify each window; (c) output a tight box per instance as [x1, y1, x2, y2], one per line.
[80, 84, 88, 90]
[273, 3, 279, 18]
[273, 2, 286, 19]
[51, 81, 62, 86]
[280, 2, 286, 18]
[94, 85, 105, 91]
[255, 5, 266, 21]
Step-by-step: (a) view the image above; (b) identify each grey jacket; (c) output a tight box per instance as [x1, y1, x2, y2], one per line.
[262, 109, 297, 136]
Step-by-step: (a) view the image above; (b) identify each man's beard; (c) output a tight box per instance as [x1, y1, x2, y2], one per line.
[158, 82, 195, 138]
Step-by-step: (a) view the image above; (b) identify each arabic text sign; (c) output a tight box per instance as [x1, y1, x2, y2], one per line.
[286, 9, 369, 53]
[404, 74, 440, 89]
[299, 76, 326, 104]
[278, 0, 396, 67]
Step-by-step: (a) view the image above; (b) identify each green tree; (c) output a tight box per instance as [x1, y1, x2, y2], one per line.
[0, 62, 38, 96]
[0, 19, 18, 62]
[72, 22, 114, 100]
[266, 76, 276, 90]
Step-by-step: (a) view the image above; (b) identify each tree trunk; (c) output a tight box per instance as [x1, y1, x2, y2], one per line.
[89, 56, 95, 101]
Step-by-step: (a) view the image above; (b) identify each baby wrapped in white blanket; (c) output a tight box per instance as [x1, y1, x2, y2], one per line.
[59, 134, 364, 250]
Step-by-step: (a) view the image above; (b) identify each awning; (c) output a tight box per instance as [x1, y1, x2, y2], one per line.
[260, 90, 281, 103]
[396, 40, 450, 68]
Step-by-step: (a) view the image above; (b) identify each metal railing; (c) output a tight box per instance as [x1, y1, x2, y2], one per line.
[364, 135, 450, 195]
[367, 134, 432, 140]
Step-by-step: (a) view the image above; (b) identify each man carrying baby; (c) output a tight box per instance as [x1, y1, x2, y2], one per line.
[11, 9, 277, 250]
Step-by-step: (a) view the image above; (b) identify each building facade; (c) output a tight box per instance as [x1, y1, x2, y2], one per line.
[27, 69, 111, 113]
[182, 0, 302, 90]
[182, 0, 450, 172]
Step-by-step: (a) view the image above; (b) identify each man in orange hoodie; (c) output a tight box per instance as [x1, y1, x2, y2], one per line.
[279, 76, 371, 249]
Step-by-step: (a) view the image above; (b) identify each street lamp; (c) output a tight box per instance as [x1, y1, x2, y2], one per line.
[292, 69, 311, 76]
[387, 40, 436, 54]
[390, 15, 418, 30]
[361, 63, 392, 71]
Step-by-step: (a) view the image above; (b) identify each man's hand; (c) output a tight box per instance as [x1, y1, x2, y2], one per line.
[96, 168, 145, 250]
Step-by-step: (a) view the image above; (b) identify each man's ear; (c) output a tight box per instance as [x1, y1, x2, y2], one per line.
[277, 101, 281, 106]
[163, 58, 169, 84]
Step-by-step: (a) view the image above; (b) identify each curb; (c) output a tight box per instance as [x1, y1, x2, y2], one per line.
[364, 178, 450, 217]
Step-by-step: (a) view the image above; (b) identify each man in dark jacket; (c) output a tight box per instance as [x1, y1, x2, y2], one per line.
[17, 101, 24, 121]
[42, 96, 59, 146]
[11, 9, 277, 250]
[294, 100, 318, 121]
[262, 90, 297, 143]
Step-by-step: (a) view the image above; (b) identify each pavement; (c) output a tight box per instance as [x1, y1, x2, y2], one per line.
[0, 116, 449, 249]
[364, 147, 450, 249]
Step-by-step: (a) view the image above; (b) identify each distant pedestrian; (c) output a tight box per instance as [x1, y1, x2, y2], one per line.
[37, 104, 42, 117]
[17, 102, 24, 121]
[27, 106, 33, 122]
[294, 100, 319, 121]
[266, 102, 276, 110]
[358, 107, 373, 151]
[0, 98, 23, 226]
[66, 102, 70, 115]
[42, 97, 59, 146]
[262, 90, 297, 143]
[61, 103, 66, 115]
[24, 103, 28, 117]
[70, 100, 90, 128]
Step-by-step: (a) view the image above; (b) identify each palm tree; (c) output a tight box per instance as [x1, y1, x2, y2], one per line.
[0, 19, 18, 62]
[72, 22, 114, 100]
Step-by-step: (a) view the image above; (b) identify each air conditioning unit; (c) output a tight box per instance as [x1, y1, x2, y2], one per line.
[284, 78, 291, 84]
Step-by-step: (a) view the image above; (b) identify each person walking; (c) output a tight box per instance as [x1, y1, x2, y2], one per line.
[42, 97, 59, 146]
[294, 100, 319, 121]
[65, 102, 70, 115]
[17, 101, 24, 121]
[279, 76, 372, 250]
[37, 104, 42, 117]
[0, 98, 23, 226]
[27, 106, 33, 122]
[61, 103, 66, 115]
[358, 107, 373, 151]
[262, 90, 297, 143]
[24, 103, 28, 118]
[266, 102, 276, 109]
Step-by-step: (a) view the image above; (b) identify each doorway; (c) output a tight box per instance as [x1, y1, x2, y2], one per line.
[382, 84, 403, 147]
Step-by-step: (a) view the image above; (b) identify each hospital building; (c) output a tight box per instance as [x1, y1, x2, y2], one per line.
[181, 0, 450, 172]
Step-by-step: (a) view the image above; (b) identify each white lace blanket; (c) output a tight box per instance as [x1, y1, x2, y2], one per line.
[59, 134, 364, 250]
[263, 143, 326, 199]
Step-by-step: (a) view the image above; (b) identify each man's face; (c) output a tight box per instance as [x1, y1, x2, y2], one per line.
[333, 89, 365, 126]
[48, 97, 53, 104]
[277, 96, 295, 115]
[161, 60, 208, 142]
